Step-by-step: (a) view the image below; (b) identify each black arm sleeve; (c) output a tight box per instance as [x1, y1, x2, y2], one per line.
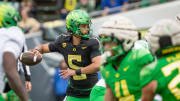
[22, 64, 31, 81]
[90, 39, 101, 59]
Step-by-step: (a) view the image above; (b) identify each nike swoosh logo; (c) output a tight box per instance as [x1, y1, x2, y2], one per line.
[123, 66, 129, 71]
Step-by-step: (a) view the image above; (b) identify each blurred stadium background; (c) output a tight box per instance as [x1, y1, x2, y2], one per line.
[5, 0, 180, 101]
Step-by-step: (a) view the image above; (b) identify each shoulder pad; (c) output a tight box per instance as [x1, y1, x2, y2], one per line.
[55, 34, 71, 44]
[83, 37, 100, 46]
[7, 27, 25, 46]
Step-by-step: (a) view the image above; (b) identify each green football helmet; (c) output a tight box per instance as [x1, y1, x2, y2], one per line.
[0, 2, 21, 28]
[99, 33, 126, 62]
[66, 9, 91, 39]
[99, 16, 138, 62]
[99, 33, 120, 53]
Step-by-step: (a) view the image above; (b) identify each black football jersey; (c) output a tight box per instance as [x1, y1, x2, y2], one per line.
[49, 34, 101, 89]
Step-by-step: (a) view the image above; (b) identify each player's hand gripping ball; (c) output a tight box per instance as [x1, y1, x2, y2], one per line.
[19, 50, 42, 66]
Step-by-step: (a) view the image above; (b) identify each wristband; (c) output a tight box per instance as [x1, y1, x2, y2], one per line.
[75, 69, 81, 75]
[25, 75, 31, 81]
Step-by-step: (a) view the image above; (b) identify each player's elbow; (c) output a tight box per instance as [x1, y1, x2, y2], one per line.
[141, 88, 150, 101]
[94, 65, 100, 72]
[92, 62, 100, 72]
[141, 93, 151, 101]
[3, 52, 17, 78]
[142, 81, 157, 101]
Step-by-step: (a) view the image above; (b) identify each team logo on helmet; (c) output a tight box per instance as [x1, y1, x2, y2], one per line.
[66, 9, 92, 39]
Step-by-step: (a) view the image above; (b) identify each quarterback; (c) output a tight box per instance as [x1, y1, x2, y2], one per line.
[31, 10, 101, 101]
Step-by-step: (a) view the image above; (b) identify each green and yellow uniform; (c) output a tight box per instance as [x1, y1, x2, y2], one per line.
[0, 90, 32, 101]
[90, 79, 106, 101]
[141, 51, 180, 101]
[6, 90, 21, 101]
[90, 40, 150, 101]
[101, 48, 154, 101]
[0, 93, 5, 101]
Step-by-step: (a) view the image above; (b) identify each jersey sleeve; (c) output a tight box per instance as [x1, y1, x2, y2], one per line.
[48, 35, 64, 53]
[155, 77, 167, 94]
[90, 38, 101, 59]
[140, 61, 157, 87]
[23, 64, 31, 81]
[135, 49, 154, 67]
[100, 65, 109, 84]
[100, 66, 105, 78]
[48, 42, 58, 52]
[2, 27, 25, 58]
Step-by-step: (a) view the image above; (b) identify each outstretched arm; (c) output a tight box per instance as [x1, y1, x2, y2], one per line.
[3, 52, 29, 101]
[32, 43, 51, 54]
[105, 84, 115, 101]
[141, 80, 157, 101]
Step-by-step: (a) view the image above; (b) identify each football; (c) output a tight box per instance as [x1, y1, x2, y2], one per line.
[19, 51, 42, 66]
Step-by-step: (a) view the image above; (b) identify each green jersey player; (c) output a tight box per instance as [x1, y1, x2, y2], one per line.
[140, 19, 180, 101]
[99, 16, 154, 101]
[90, 17, 151, 101]
[90, 41, 150, 101]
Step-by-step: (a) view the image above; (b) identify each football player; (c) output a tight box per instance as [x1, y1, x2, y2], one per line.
[141, 19, 180, 101]
[31, 10, 101, 101]
[99, 16, 154, 101]
[90, 16, 152, 101]
[0, 2, 29, 101]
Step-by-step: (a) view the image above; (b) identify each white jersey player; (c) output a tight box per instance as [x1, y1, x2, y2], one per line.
[0, 2, 29, 101]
